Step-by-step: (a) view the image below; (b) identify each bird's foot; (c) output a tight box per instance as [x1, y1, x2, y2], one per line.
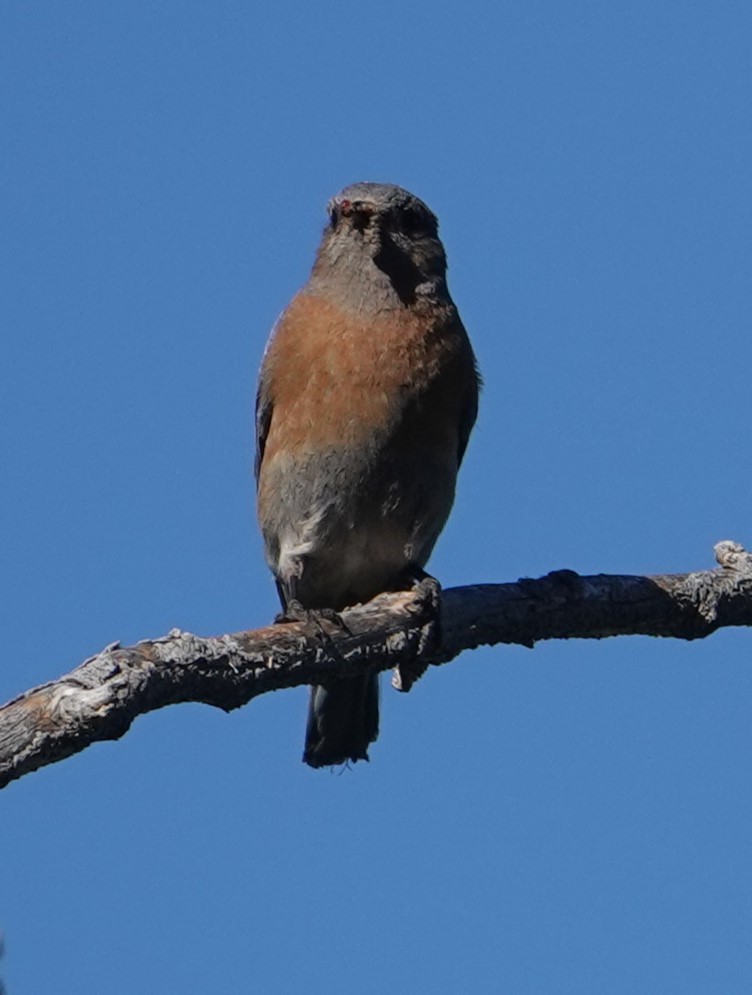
[392, 568, 442, 693]
[274, 600, 352, 638]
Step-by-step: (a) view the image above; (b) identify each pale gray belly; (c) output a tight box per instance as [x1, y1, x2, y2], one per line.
[259, 443, 457, 609]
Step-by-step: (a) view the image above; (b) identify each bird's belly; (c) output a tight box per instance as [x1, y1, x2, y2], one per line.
[259, 442, 457, 610]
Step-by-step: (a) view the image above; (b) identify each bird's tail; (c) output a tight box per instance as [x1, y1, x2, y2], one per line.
[303, 673, 379, 768]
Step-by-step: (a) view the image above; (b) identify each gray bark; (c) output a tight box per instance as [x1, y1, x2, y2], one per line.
[2, 540, 751, 789]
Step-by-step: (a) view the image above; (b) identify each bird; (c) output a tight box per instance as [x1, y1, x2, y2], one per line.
[255, 181, 479, 767]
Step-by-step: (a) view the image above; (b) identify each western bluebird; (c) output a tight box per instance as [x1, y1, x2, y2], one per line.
[255, 182, 479, 767]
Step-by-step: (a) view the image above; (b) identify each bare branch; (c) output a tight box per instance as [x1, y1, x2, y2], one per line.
[2, 540, 752, 789]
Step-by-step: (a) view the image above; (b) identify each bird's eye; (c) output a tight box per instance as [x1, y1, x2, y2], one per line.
[400, 206, 424, 233]
[327, 202, 338, 227]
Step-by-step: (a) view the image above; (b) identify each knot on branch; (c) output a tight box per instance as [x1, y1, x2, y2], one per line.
[715, 541, 752, 576]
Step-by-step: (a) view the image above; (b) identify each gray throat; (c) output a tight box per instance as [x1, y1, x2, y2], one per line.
[309, 232, 449, 314]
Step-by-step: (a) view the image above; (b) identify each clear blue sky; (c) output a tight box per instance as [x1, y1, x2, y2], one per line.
[2, 2, 751, 992]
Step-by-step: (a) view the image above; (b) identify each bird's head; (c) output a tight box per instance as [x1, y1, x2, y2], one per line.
[313, 182, 448, 307]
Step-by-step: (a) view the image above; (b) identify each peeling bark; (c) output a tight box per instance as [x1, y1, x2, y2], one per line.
[2, 541, 751, 789]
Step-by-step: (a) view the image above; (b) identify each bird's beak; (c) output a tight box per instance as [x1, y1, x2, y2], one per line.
[339, 199, 375, 221]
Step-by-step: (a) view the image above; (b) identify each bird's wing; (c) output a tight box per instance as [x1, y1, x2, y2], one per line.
[457, 347, 481, 468]
[254, 313, 284, 488]
[254, 376, 272, 488]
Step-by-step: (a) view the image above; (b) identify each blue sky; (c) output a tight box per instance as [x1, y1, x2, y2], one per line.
[2, 2, 751, 992]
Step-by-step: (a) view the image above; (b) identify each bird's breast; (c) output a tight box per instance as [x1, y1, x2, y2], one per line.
[260, 292, 467, 457]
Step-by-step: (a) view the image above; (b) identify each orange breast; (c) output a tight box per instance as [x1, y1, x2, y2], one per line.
[261, 292, 471, 459]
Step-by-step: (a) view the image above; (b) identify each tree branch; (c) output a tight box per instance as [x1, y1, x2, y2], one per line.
[2, 540, 752, 789]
